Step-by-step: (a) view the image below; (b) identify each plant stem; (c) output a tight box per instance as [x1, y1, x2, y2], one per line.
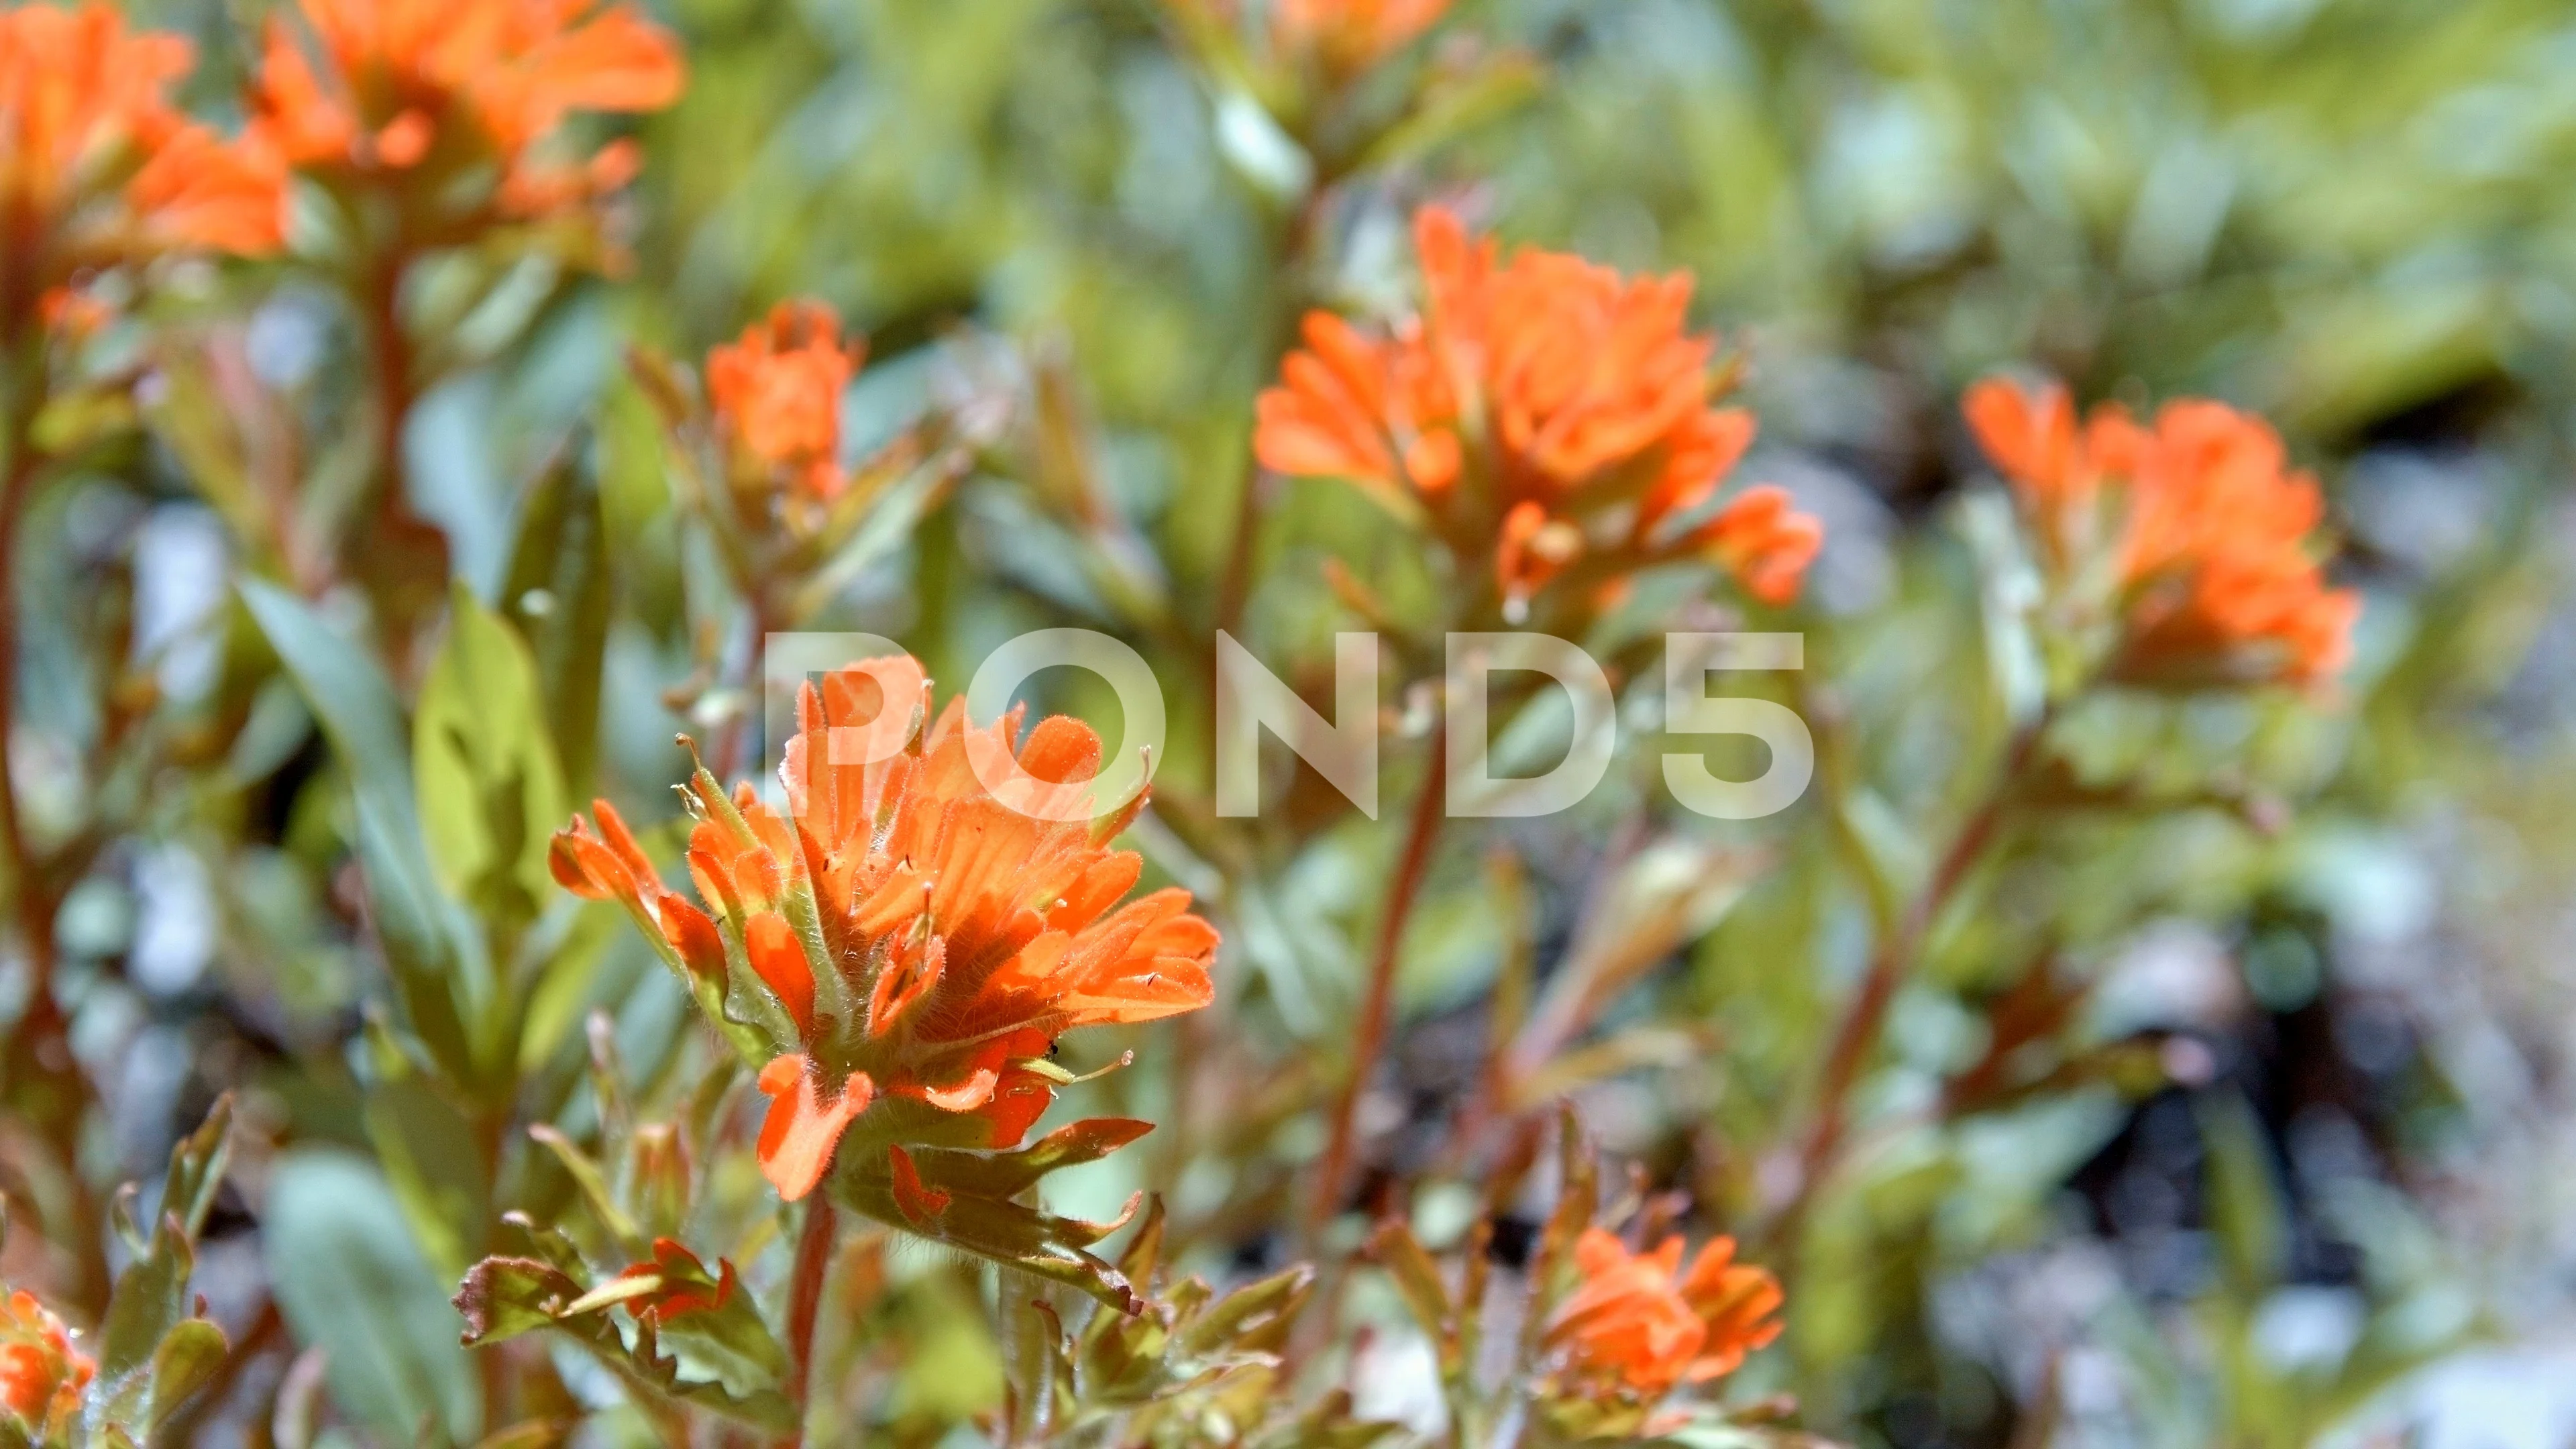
[1772, 714, 2050, 1244]
[364, 257, 412, 520]
[1305, 726, 1446, 1242]
[782, 1195, 837, 1438]
[709, 589, 779, 785]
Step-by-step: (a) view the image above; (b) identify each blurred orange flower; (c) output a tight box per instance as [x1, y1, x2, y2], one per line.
[1257, 205, 1820, 617]
[0, 3, 284, 331]
[1277, 0, 1448, 74]
[552, 655, 1218, 1203]
[1544, 1228, 1784, 1400]
[250, 0, 684, 220]
[0, 1289, 93, 1433]
[1966, 378, 2361, 686]
[707, 299, 862, 505]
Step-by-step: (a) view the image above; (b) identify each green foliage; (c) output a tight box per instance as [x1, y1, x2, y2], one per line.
[264, 1152, 484, 1444]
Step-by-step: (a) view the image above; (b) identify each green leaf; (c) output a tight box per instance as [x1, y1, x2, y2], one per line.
[84, 1218, 193, 1433]
[1367, 1220, 1452, 1353]
[1179, 1266, 1311, 1359]
[80, 1098, 238, 1436]
[454, 1256, 584, 1347]
[144, 1319, 229, 1434]
[362, 1063, 494, 1285]
[828, 1142, 1146, 1314]
[2200, 1095, 2290, 1298]
[516, 903, 618, 1077]
[158, 1095, 233, 1248]
[656, 1295, 790, 1399]
[596, 372, 673, 551]
[902, 1117, 1155, 1202]
[416, 580, 567, 927]
[1354, 52, 1546, 174]
[499, 449, 610, 798]
[452, 1258, 794, 1431]
[264, 1151, 483, 1444]
[241, 580, 478, 1075]
[525, 1125, 644, 1256]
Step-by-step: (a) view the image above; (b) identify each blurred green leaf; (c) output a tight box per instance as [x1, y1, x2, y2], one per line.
[363, 1061, 494, 1285]
[265, 1150, 484, 1445]
[500, 451, 611, 799]
[241, 579, 479, 1073]
[417, 580, 568, 927]
[2200, 1093, 2290, 1299]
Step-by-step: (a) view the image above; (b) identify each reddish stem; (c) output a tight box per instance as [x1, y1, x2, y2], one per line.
[1305, 727, 1446, 1240]
[1772, 718, 2048, 1244]
[782, 1195, 837, 1438]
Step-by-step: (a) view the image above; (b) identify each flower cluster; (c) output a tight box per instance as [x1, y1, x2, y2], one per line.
[0, 1290, 93, 1438]
[0, 3, 284, 337]
[706, 299, 863, 508]
[249, 0, 685, 227]
[1966, 378, 2361, 686]
[1258, 206, 1821, 622]
[551, 655, 1218, 1208]
[1545, 1228, 1784, 1403]
[1275, 0, 1450, 76]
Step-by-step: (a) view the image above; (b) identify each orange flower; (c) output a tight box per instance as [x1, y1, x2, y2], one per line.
[706, 300, 862, 505]
[1276, 0, 1449, 74]
[0, 3, 284, 332]
[250, 0, 684, 221]
[552, 655, 1218, 1203]
[1256, 206, 1820, 619]
[0, 1289, 94, 1432]
[1544, 1228, 1783, 1401]
[1966, 378, 2360, 686]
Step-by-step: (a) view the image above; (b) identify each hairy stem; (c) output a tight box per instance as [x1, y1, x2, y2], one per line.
[783, 1195, 838, 1436]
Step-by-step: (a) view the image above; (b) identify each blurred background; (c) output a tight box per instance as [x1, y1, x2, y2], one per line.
[19, 0, 2576, 1444]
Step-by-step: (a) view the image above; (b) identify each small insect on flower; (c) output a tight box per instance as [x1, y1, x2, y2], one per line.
[706, 299, 863, 509]
[0, 1289, 95, 1437]
[1256, 205, 1821, 625]
[551, 654, 1218, 1208]
[248, 0, 686, 225]
[1966, 377, 2361, 688]
[1544, 1227, 1784, 1403]
[0, 3, 285, 339]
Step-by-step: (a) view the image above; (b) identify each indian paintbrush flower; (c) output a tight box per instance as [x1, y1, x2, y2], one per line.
[0, 1289, 93, 1438]
[248, 0, 685, 232]
[1544, 1227, 1784, 1403]
[551, 655, 1216, 1302]
[706, 299, 864, 511]
[1256, 205, 1821, 625]
[1966, 377, 2360, 688]
[0, 3, 285, 340]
